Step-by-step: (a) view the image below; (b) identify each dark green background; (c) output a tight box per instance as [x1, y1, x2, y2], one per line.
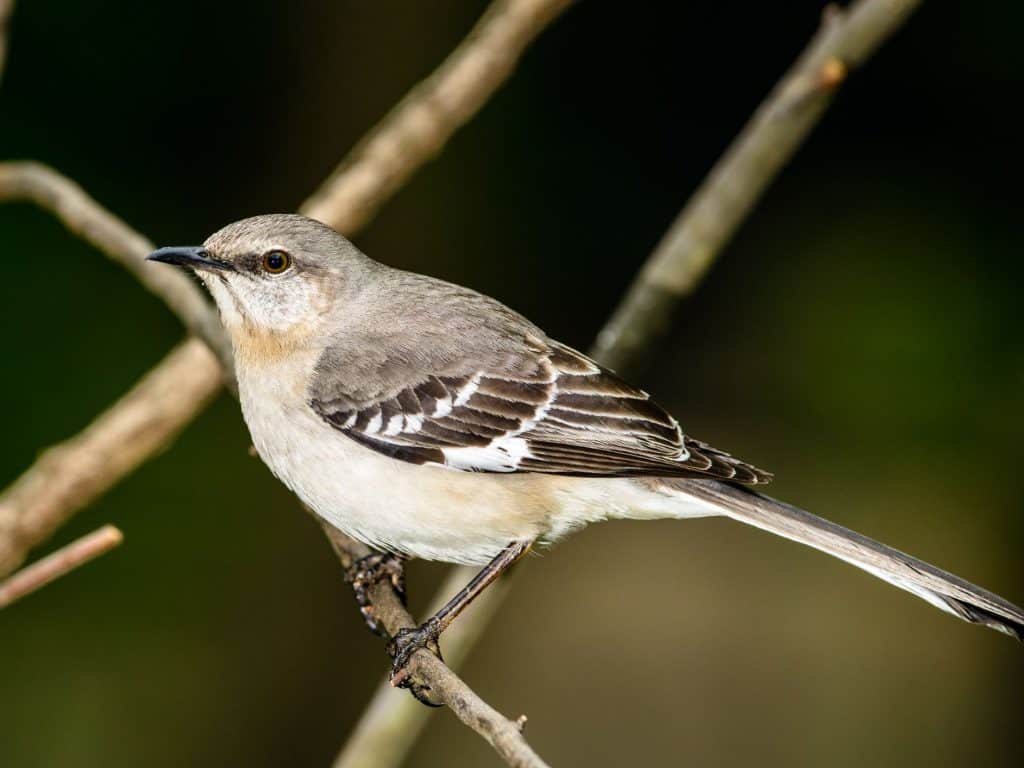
[2, 2, 1021, 766]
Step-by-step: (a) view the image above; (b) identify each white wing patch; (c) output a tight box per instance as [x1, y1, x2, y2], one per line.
[442, 437, 532, 472]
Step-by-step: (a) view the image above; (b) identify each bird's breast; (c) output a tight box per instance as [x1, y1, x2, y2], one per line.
[235, 356, 558, 563]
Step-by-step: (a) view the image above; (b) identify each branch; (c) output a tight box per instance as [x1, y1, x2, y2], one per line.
[591, 0, 923, 372]
[0, 524, 123, 609]
[323, 530, 547, 768]
[0, 340, 221, 574]
[0, 161, 235, 381]
[301, 0, 574, 234]
[333, 564, 511, 768]
[0, 0, 14, 84]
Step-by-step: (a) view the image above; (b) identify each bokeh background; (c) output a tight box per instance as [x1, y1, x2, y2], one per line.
[2, 1, 1022, 766]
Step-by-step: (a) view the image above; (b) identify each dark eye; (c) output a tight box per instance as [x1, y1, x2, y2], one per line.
[262, 250, 291, 274]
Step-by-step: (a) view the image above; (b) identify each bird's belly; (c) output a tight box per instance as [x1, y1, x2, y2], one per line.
[241, 391, 557, 563]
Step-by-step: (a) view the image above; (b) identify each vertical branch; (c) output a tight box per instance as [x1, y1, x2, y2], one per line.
[0, 0, 15, 84]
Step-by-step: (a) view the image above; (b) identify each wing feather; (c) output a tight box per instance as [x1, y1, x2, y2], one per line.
[309, 340, 772, 484]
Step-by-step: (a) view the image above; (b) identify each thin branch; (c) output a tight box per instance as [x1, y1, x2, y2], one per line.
[333, 564, 510, 768]
[0, 524, 123, 609]
[301, 0, 574, 234]
[0, 340, 221, 575]
[0, 161, 235, 381]
[591, 0, 923, 372]
[324, 530, 548, 768]
[0, 0, 13, 85]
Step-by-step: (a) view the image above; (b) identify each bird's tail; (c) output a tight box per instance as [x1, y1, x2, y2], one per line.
[659, 478, 1024, 640]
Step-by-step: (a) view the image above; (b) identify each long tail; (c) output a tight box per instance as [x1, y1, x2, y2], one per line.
[663, 478, 1024, 640]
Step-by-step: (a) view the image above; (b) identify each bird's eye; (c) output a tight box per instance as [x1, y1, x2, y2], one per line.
[262, 250, 291, 274]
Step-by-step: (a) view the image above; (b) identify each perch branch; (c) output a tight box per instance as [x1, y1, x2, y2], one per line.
[333, 563, 511, 768]
[324, 529, 548, 768]
[0, 524, 123, 609]
[301, 0, 574, 233]
[591, 0, 923, 372]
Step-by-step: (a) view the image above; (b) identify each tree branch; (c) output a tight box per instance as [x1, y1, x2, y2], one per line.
[0, 0, 14, 84]
[324, 530, 547, 768]
[591, 0, 923, 372]
[0, 524, 123, 609]
[301, 0, 575, 234]
[333, 563, 512, 768]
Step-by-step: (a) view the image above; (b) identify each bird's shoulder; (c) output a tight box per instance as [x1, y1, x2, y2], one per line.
[309, 269, 549, 408]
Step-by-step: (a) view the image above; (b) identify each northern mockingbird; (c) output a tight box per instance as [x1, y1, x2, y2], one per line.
[148, 214, 1023, 679]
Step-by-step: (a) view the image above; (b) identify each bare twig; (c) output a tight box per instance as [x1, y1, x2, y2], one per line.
[323, 529, 547, 768]
[301, 0, 574, 233]
[0, 340, 221, 575]
[0, 524, 123, 609]
[592, 0, 924, 372]
[0, 162, 235, 380]
[333, 563, 510, 768]
[0, 0, 14, 84]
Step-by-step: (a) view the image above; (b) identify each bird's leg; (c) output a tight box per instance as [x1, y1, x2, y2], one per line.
[345, 551, 407, 636]
[388, 540, 532, 688]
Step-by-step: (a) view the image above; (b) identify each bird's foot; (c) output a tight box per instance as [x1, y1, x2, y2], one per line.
[345, 552, 406, 636]
[387, 618, 444, 697]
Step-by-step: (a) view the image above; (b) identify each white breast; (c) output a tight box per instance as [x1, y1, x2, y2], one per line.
[236, 354, 554, 563]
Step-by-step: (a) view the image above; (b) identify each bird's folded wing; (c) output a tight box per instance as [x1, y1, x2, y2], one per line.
[309, 340, 771, 484]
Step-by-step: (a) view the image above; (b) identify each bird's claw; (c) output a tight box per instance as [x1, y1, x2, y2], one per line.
[345, 552, 406, 636]
[387, 619, 444, 694]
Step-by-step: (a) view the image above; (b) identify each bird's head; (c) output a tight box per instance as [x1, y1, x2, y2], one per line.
[148, 214, 370, 361]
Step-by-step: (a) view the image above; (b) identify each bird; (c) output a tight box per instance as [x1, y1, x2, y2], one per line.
[148, 213, 1023, 684]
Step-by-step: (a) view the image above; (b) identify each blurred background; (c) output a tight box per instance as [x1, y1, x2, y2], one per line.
[1, 1, 1022, 766]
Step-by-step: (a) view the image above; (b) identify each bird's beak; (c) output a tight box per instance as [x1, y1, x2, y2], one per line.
[146, 246, 235, 272]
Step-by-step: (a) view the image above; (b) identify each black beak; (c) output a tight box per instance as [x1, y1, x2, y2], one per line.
[146, 246, 235, 272]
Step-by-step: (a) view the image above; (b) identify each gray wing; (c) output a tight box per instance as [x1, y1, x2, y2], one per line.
[309, 339, 772, 484]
